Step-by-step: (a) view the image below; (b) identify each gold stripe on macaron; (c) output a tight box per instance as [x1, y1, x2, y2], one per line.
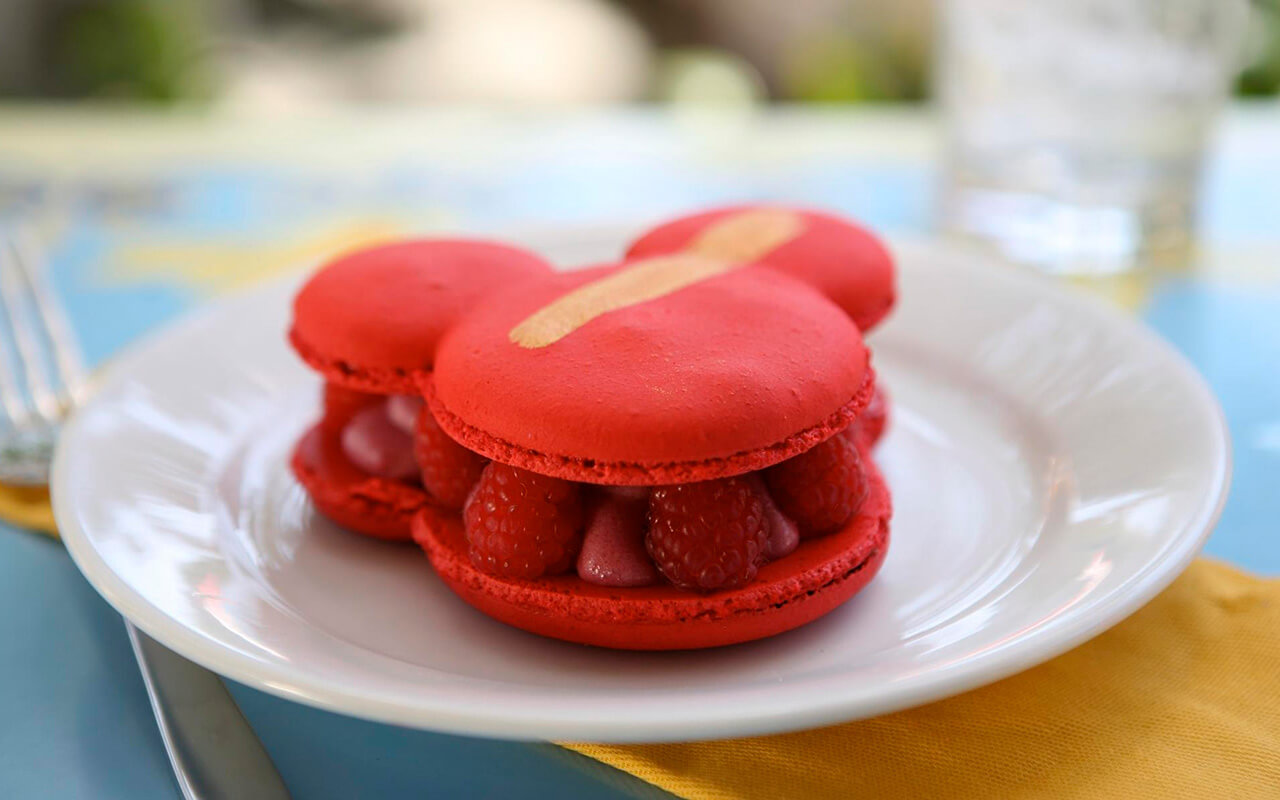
[509, 209, 804, 349]
[510, 253, 731, 349]
[685, 208, 804, 263]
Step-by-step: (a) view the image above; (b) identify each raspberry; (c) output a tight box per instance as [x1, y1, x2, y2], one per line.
[765, 434, 868, 538]
[321, 383, 380, 432]
[646, 477, 769, 591]
[464, 463, 584, 578]
[850, 386, 888, 448]
[414, 406, 489, 509]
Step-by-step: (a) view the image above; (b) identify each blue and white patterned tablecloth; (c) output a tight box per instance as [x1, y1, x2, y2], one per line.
[1, 107, 1277, 799]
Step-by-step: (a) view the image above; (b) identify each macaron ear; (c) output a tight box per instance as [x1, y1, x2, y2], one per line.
[625, 206, 896, 331]
[291, 239, 552, 393]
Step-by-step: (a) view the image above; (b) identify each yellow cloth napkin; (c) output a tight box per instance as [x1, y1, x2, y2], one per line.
[566, 560, 1280, 799]
[0, 482, 58, 537]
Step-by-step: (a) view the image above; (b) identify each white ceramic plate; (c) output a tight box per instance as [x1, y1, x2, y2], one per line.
[55, 230, 1229, 742]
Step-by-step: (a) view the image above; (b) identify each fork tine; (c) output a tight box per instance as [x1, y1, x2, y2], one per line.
[0, 294, 33, 425]
[8, 232, 88, 407]
[0, 236, 60, 422]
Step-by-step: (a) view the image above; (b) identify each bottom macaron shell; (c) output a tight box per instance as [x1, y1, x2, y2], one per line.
[412, 455, 891, 650]
[291, 424, 429, 541]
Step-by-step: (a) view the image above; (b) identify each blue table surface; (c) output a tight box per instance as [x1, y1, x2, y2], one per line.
[1, 109, 1277, 799]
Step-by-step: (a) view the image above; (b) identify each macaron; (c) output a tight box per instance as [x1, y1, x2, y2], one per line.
[288, 240, 553, 540]
[407, 206, 895, 648]
[291, 239, 552, 393]
[291, 422, 429, 540]
[625, 205, 896, 331]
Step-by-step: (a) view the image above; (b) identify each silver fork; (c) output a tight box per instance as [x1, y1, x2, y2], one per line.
[0, 230, 291, 800]
[0, 231, 86, 487]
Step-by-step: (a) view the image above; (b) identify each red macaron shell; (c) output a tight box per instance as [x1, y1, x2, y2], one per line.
[626, 206, 896, 331]
[427, 264, 874, 484]
[291, 239, 552, 393]
[291, 424, 429, 540]
[412, 450, 891, 650]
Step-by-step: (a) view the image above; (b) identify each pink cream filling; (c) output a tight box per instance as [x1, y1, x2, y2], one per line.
[385, 394, 424, 434]
[760, 487, 801, 560]
[577, 495, 660, 587]
[340, 399, 419, 482]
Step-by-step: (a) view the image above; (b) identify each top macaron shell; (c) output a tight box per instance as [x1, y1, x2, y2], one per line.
[291, 239, 553, 393]
[626, 206, 896, 331]
[426, 262, 872, 485]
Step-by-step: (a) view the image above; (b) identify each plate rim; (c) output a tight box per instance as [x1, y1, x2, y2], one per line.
[53, 233, 1232, 742]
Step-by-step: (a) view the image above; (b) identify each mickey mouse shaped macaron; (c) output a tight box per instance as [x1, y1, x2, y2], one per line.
[290, 207, 894, 649]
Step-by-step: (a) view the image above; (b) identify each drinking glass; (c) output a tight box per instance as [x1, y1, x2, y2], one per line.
[938, 0, 1249, 275]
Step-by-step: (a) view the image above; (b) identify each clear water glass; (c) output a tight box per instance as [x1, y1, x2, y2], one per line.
[938, 0, 1249, 275]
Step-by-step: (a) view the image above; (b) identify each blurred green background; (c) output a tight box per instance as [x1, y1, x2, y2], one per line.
[3, 0, 1274, 108]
